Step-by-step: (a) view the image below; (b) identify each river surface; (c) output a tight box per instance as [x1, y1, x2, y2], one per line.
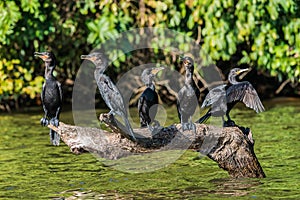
[0, 98, 299, 199]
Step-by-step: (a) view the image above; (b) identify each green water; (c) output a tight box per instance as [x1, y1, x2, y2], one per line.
[0, 98, 299, 199]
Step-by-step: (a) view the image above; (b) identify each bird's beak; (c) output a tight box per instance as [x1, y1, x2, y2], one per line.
[151, 67, 164, 75]
[34, 52, 49, 60]
[81, 54, 90, 59]
[237, 68, 249, 75]
[81, 54, 96, 61]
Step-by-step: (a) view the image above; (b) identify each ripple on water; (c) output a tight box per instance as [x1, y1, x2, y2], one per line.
[0, 98, 300, 199]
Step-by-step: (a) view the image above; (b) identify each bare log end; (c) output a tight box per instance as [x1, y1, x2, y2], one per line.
[206, 126, 266, 178]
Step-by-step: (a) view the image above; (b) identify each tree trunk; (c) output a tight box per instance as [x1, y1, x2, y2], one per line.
[48, 113, 265, 178]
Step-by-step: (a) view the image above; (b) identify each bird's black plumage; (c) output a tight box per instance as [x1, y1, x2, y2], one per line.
[81, 52, 136, 140]
[138, 67, 164, 128]
[34, 51, 62, 146]
[197, 68, 265, 126]
[177, 56, 200, 131]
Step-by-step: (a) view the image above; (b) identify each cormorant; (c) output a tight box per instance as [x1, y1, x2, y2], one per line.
[81, 52, 136, 140]
[177, 56, 200, 131]
[138, 67, 164, 131]
[34, 51, 62, 146]
[197, 68, 265, 126]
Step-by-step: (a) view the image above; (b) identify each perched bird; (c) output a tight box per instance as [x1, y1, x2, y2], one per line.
[138, 67, 164, 131]
[81, 52, 136, 140]
[197, 68, 265, 126]
[34, 51, 62, 146]
[177, 56, 200, 131]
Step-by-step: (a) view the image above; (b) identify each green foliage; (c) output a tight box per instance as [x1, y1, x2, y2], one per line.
[0, 0, 300, 106]
[190, 0, 300, 82]
[0, 1, 21, 44]
[0, 0, 92, 103]
[0, 58, 43, 100]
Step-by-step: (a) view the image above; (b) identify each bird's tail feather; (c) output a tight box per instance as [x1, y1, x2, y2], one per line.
[50, 129, 60, 146]
[196, 113, 211, 124]
[123, 117, 136, 141]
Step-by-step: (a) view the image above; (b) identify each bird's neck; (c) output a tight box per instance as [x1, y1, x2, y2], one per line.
[185, 70, 194, 86]
[228, 75, 238, 85]
[146, 82, 155, 90]
[94, 67, 106, 75]
[94, 69, 103, 82]
[94, 60, 107, 73]
[44, 61, 55, 79]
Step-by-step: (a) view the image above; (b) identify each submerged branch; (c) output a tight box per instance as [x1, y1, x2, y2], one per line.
[48, 114, 265, 178]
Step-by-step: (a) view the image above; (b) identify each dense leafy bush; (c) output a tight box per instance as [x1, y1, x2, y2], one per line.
[0, 0, 299, 108]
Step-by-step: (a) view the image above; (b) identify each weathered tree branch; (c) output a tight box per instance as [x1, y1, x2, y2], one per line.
[48, 114, 265, 178]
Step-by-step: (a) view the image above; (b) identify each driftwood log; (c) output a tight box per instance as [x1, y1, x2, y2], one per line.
[48, 113, 265, 178]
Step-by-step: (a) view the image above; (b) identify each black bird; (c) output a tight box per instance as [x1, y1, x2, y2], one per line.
[81, 52, 136, 141]
[34, 51, 62, 146]
[138, 67, 164, 131]
[197, 68, 265, 126]
[177, 56, 200, 131]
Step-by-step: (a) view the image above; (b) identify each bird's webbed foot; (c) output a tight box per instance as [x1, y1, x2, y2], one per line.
[181, 122, 196, 132]
[50, 132, 60, 146]
[223, 120, 236, 127]
[147, 120, 162, 135]
[108, 110, 115, 116]
[50, 117, 59, 127]
[70, 144, 86, 154]
[40, 117, 49, 126]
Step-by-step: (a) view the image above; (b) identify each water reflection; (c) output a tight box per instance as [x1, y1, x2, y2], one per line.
[1, 98, 300, 199]
[59, 189, 137, 200]
[209, 178, 261, 197]
[59, 177, 262, 199]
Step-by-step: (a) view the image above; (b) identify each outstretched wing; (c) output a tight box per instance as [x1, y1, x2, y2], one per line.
[201, 84, 226, 108]
[226, 81, 265, 113]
